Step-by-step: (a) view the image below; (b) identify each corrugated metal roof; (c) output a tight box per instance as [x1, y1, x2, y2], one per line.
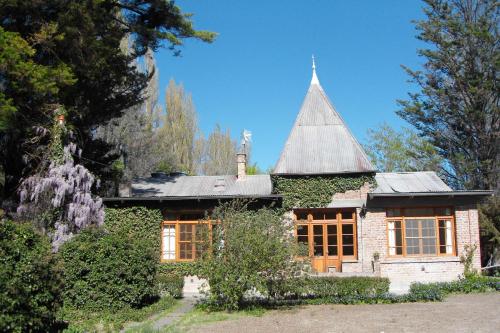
[131, 174, 272, 197]
[373, 172, 452, 194]
[273, 72, 375, 175]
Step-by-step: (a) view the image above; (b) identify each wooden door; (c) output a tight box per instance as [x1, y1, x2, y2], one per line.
[310, 224, 341, 273]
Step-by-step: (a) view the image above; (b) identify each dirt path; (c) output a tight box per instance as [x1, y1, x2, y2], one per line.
[189, 293, 500, 333]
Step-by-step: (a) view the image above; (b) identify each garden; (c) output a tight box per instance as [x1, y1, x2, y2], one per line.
[2, 203, 499, 332]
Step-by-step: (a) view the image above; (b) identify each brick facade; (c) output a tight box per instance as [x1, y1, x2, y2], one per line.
[314, 187, 482, 292]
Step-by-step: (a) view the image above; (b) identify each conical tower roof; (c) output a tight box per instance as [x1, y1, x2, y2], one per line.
[273, 59, 375, 175]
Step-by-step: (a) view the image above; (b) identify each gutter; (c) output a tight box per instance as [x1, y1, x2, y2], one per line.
[368, 191, 494, 199]
[102, 194, 283, 203]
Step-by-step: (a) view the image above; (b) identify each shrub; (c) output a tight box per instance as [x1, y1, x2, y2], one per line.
[156, 272, 184, 298]
[0, 221, 62, 332]
[59, 227, 158, 311]
[296, 276, 390, 299]
[201, 201, 305, 310]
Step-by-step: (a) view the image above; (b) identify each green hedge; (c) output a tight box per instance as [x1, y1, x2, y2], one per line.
[297, 276, 390, 298]
[59, 228, 158, 311]
[0, 221, 62, 332]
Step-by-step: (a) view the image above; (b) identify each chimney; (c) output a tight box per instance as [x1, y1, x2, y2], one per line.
[237, 152, 247, 180]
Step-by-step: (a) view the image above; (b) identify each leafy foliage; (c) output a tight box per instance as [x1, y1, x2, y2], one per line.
[200, 201, 304, 310]
[60, 295, 176, 333]
[0, 0, 215, 205]
[58, 227, 158, 311]
[0, 221, 62, 332]
[364, 123, 444, 175]
[272, 175, 374, 209]
[397, 0, 499, 191]
[104, 206, 162, 253]
[289, 276, 390, 299]
[0, 27, 75, 130]
[155, 272, 184, 298]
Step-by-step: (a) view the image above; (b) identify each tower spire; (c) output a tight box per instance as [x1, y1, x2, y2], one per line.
[311, 55, 320, 85]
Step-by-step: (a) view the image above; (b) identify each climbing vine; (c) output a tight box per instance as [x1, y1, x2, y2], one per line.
[272, 175, 375, 209]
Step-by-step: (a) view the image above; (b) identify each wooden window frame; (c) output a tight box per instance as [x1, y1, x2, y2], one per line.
[385, 207, 456, 258]
[293, 209, 358, 260]
[160, 215, 212, 263]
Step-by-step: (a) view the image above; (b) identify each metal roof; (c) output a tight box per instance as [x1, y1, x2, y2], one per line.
[131, 174, 273, 198]
[373, 172, 452, 194]
[273, 68, 375, 175]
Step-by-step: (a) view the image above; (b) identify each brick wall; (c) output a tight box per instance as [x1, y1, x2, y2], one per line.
[340, 205, 481, 292]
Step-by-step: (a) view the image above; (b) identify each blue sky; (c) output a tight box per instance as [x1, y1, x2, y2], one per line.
[155, 0, 427, 171]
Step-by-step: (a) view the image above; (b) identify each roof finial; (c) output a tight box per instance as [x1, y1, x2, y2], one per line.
[311, 54, 319, 85]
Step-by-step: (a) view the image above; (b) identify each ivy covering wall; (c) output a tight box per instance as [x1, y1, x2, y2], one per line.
[105, 207, 163, 255]
[272, 175, 375, 210]
[104, 207, 200, 275]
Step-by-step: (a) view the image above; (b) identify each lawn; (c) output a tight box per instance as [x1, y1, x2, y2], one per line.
[60, 296, 179, 332]
[178, 293, 500, 333]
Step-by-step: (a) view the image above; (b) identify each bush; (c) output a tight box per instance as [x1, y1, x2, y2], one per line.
[296, 276, 390, 299]
[59, 227, 158, 311]
[408, 275, 500, 300]
[156, 272, 184, 298]
[0, 221, 62, 332]
[201, 202, 305, 311]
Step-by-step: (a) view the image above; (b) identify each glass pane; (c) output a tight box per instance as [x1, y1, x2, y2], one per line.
[313, 225, 323, 256]
[342, 235, 353, 245]
[438, 219, 453, 254]
[342, 224, 353, 234]
[297, 225, 309, 245]
[341, 211, 354, 220]
[295, 211, 308, 221]
[162, 225, 176, 260]
[180, 224, 193, 241]
[327, 235, 338, 246]
[180, 242, 193, 259]
[343, 245, 354, 256]
[314, 246, 324, 256]
[327, 225, 337, 235]
[327, 245, 338, 256]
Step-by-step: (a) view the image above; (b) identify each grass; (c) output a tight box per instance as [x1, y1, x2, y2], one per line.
[60, 296, 179, 332]
[160, 306, 267, 333]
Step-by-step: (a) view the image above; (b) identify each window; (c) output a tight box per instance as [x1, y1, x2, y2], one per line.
[386, 208, 455, 257]
[162, 224, 176, 260]
[161, 213, 211, 262]
[294, 209, 357, 259]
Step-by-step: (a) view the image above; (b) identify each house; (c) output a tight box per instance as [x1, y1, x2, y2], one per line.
[104, 61, 493, 291]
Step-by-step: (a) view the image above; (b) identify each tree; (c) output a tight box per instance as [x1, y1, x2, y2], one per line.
[0, 1, 215, 207]
[364, 123, 444, 174]
[202, 124, 238, 176]
[95, 48, 161, 186]
[156, 79, 200, 174]
[397, 0, 499, 191]
[201, 201, 303, 310]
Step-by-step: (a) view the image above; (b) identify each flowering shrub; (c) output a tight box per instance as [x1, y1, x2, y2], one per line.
[17, 119, 103, 250]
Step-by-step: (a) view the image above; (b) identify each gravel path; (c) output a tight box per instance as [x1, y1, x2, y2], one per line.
[189, 293, 500, 333]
